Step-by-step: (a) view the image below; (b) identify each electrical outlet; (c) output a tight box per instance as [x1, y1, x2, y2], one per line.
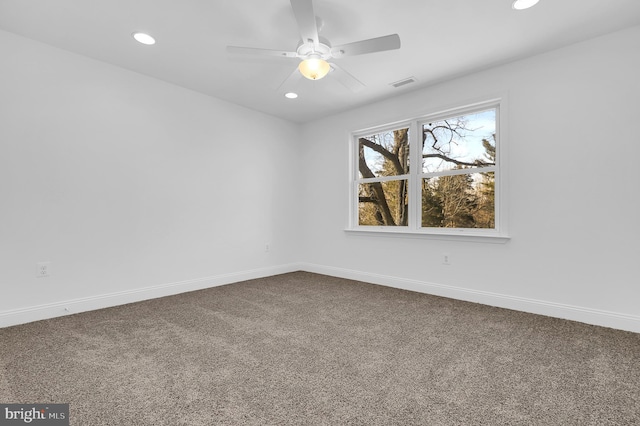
[265, 244, 270, 252]
[442, 253, 451, 265]
[37, 261, 51, 278]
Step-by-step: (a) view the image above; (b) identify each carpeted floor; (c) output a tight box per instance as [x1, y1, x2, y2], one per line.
[1, 272, 639, 425]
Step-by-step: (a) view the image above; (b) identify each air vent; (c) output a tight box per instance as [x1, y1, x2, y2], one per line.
[390, 77, 417, 88]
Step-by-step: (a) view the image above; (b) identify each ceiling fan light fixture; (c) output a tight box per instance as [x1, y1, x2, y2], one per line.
[298, 57, 330, 80]
[512, 0, 539, 10]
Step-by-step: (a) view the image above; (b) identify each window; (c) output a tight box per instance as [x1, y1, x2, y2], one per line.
[350, 98, 507, 240]
[357, 126, 410, 227]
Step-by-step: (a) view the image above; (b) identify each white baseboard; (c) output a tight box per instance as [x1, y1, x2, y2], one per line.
[3, 263, 639, 334]
[0, 263, 301, 328]
[299, 263, 640, 334]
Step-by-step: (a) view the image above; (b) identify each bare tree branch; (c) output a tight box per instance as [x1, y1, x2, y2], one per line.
[423, 121, 467, 150]
[358, 197, 378, 203]
[359, 137, 406, 176]
[358, 143, 396, 225]
[422, 153, 494, 167]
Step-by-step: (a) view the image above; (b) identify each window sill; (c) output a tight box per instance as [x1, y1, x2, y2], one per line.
[344, 227, 510, 244]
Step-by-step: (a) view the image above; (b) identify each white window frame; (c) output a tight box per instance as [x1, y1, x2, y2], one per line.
[347, 96, 509, 243]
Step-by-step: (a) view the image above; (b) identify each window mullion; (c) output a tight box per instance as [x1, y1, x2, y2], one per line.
[409, 119, 421, 230]
[421, 166, 497, 179]
[358, 174, 410, 184]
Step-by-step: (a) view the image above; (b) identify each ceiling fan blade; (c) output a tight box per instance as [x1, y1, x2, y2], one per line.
[329, 63, 365, 92]
[276, 66, 304, 93]
[331, 34, 401, 58]
[290, 0, 319, 46]
[227, 46, 297, 58]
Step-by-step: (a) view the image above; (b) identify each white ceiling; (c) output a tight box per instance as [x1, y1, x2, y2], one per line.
[2, 0, 639, 123]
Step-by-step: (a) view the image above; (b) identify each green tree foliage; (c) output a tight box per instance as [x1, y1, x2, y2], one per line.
[472, 137, 496, 228]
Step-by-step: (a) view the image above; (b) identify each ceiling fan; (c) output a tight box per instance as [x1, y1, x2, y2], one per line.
[226, 0, 401, 93]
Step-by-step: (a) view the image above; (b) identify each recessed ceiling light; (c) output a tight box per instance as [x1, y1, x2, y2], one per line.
[512, 0, 539, 10]
[284, 92, 298, 99]
[132, 32, 156, 45]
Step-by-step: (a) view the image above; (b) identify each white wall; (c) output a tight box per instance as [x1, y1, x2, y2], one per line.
[2, 25, 639, 332]
[0, 30, 302, 325]
[299, 25, 640, 332]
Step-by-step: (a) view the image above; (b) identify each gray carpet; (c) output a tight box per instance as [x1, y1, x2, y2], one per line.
[1, 272, 639, 425]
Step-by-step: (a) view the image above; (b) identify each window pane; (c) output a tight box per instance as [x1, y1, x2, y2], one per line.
[422, 109, 496, 173]
[422, 172, 495, 229]
[358, 128, 410, 178]
[358, 180, 409, 226]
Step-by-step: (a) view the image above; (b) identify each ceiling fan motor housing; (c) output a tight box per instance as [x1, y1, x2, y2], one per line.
[296, 36, 332, 60]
